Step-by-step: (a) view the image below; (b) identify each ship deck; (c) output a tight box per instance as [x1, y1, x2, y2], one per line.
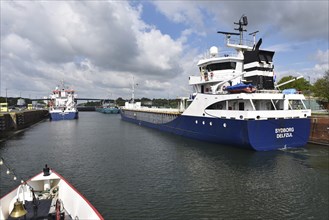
[122, 107, 182, 115]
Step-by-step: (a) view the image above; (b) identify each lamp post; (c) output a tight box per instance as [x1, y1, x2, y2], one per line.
[6, 88, 8, 104]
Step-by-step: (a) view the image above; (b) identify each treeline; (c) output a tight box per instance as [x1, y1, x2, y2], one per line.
[277, 70, 329, 102]
[0, 97, 34, 106]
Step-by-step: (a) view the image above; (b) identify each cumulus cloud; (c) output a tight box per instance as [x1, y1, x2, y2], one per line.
[152, 2, 205, 30]
[1, 1, 184, 98]
[312, 50, 329, 76]
[1, 1, 328, 100]
[153, 1, 328, 41]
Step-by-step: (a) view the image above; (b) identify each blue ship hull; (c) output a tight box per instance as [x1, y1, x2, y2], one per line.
[96, 107, 120, 114]
[120, 112, 310, 151]
[50, 111, 79, 121]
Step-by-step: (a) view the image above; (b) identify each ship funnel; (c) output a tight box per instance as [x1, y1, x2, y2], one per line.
[210, 46, 218, 57]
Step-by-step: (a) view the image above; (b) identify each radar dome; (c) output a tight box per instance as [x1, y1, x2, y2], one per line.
[210, 46, 218, 57]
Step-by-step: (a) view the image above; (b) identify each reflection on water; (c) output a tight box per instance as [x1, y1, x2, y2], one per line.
[1, 112, 328, 219]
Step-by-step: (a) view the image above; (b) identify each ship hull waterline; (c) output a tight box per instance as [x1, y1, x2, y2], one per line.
[50, 111, 79, 121]
[120, 112, 310, 151]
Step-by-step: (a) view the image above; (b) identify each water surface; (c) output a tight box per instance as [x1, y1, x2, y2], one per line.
[1, 112, 328, 219]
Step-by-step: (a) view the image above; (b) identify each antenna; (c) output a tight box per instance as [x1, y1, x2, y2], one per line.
[217, 31, 239, 36]
[131, 76, 135, 104]
[249, 30, 259, 46]
[234, 15, 248, 44]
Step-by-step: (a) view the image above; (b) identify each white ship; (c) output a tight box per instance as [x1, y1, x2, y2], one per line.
[49, 81, 78, 120]
[120, 15, 311, 151]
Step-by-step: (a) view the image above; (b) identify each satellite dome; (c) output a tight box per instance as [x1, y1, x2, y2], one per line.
[210, 46, 218, 57]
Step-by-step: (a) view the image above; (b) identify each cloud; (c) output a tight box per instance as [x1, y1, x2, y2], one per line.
[153, 1, 329, 41]
[1, 1, 182, 96]
[264, 42, 307, 53]
[1, 1, 184, 98]
[152, 2, 205, 29]
[1, 1, 328, 100]
[312, 50, 329, 76]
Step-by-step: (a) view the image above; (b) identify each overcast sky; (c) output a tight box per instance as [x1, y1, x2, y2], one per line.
[1, 1, 328, 100]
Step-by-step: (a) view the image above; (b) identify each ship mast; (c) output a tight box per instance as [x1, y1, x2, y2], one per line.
[234, 15, 248, 44]
[131, 76, 135, 104]
[217, 15, 254, 51]
[131, 76, 138, 104]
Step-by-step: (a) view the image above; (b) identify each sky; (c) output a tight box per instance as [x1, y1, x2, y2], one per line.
[1, 0, 328, 100]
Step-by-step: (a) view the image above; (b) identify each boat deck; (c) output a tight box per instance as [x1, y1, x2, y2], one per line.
[122, 107, 182, 115]
[7, 199, 72, 220]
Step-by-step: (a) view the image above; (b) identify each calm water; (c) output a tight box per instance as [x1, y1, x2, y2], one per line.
[1, 112, 328, 219]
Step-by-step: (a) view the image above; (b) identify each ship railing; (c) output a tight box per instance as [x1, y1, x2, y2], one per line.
[255, 90, 281, 94]
[205, 109, 311, 120]
[226, 37, 254, 48]
[124, 106, 182, 114]
[202, 50, 238, 59]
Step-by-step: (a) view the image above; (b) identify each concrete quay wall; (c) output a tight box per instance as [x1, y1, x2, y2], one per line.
[309, 114, 329, 146]
[0, 110, 49, 137]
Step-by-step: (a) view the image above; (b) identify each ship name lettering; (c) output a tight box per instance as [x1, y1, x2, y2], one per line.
[275, 127, 294, 139]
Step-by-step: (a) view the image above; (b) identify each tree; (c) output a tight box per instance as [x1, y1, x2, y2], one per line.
[276, 76, 311, 92]
[116, 97, 126, 106]
[312, 70, 329, 102]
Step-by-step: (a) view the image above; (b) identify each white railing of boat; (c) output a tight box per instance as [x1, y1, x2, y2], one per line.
[123, 106, 182, 114]
[204, 109, 311, 120]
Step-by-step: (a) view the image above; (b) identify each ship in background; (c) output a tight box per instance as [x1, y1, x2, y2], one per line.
[120, 15, 311, 151]
[96, 100, 120, 114]
[48, 81, 78, 120]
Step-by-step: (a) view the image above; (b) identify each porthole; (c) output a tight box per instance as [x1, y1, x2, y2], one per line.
[202, 121, 205, 125]
[195, 120, 198, 124]
[209, 122, 212, 126]
[223, 123, 226, 128]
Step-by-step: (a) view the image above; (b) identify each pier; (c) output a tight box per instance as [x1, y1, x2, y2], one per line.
[0, 110, 48, 138]
[309, 114, 329, 146]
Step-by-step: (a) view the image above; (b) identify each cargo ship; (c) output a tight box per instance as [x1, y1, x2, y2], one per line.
[48, 81, 78, 120]
[120, 16, 311, 151]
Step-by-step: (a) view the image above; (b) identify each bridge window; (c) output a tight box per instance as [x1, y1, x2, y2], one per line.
[205, 62, 236, 71]
[239, 102, 244, 110]
[206, 101, 226, 110]
[289, 100, 306, 110]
